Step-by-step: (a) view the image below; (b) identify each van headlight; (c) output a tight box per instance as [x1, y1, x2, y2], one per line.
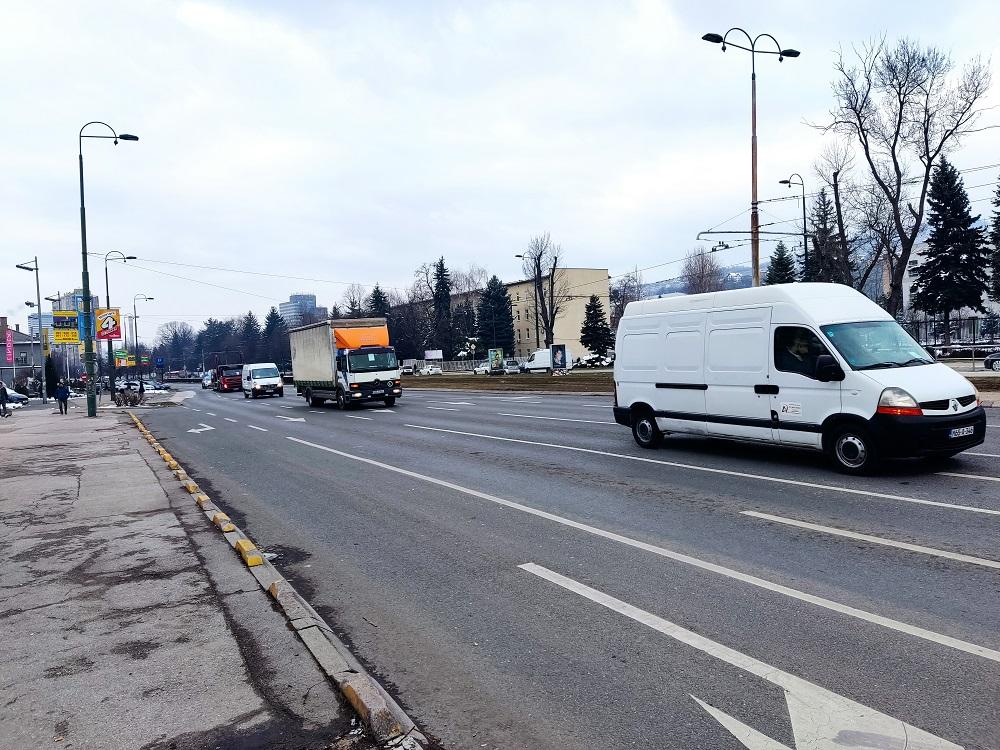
[876, 387, 922, 417]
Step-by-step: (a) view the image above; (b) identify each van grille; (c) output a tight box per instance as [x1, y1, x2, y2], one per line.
[920, 394, 978, 410]
[958, 394, 977, 407]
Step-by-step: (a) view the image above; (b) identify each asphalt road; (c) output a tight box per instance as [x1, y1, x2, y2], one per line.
[141, 386, 1000, 750]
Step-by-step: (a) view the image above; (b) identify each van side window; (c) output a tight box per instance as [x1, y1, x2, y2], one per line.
[774, 327, 830, 379]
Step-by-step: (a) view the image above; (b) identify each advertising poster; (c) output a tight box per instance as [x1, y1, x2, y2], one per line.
[42, 328, 50, 357]
[4, 329, 12, 364]
[95, 308, 122, 341]
[550, 344, 567, 371]
[52, 311, 80, 344]
[424, 349, 444, 360]
[488, 348, 504, 370]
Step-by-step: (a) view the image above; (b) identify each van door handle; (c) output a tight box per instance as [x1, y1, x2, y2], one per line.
[754, 384, 779, 395]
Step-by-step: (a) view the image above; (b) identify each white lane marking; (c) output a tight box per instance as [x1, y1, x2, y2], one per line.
[404, 424, 1000, 517]
[187, 423, 215, 434]
[577, 404, 612, 409]
[275, 415, 305, 422]
[426, 406, 459, 411]
[742, 511, 1000, 570]
[247, 425, 268, 432]
[936, 471, 1000, 483]
[205, 412, 216, 416]
[498, 412, 615, 425]
[286, 435, 1000, 664]
[965, 452, 1000, 458]
[309, 410, 325, 414]
[345, 415, 372, 420]
[190, 407, 202, 412]
[371, 409, 396, 413]
[521, 564, 962, 750]
[427, 400, 474, 406]
[278, 404, 294, 409]
[224, 418, 238, 423]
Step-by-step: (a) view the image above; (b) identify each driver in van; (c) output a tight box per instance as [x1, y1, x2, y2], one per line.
[777, 330, 818, 377]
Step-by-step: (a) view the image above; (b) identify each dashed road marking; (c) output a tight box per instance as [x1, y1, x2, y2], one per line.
[345, 415, 372, 420]
[224, 418, 238, 423]
[965, 451, 1000, 458]
[498, 412, 615, 425]
[248, 425, 268, 432]
[426, 406, 459, 411]
[206, 412, 216, 416]
[936, 471, 1000, 483]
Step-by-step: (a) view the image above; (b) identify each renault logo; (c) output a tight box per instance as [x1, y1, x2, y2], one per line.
[951, 400, 958, 412]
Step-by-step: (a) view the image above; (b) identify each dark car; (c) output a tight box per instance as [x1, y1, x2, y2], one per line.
[985, 352, 1000, 372]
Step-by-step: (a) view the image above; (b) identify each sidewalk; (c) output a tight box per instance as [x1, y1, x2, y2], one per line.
[0, 407, 370, 749]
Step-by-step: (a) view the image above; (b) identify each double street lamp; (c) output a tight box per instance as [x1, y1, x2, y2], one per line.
[15, 258, 47, 403]
[104, 251, 135, 390]
[779, 173, 809, 276]
[78, 122, 138, 416]
[702, 29, 800, 287]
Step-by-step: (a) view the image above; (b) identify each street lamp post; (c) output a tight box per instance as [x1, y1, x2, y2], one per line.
[133, 295, 154, 388]
[16, 257, 47, 403]
[779, 174, 809, 278]
[78, 122, 138, 416]
[104, 251, 135, 392]
[702, 29, 800, 287]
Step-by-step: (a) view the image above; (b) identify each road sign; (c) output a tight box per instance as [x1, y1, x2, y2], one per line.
[140, 355, 150, 365]
[95, 308, 122, 341]
[126, 355, 136, 366]
[52, 311, 80, 344]
[155, 356, 164, 368]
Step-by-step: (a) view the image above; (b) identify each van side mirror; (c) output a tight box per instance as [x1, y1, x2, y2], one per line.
[815, 354, 845, 382]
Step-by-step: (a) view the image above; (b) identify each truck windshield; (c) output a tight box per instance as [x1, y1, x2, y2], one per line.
[820, 321, 933, 371]
[222, 368, 241, 377]
[348, 351, 398, 373]
[251, 367, 279, 378]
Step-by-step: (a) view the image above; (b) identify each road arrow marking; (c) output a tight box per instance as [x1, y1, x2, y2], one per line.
[187, 423, 215, 434]
[275, 415, 305, 422]
[520, 563, 963, 750]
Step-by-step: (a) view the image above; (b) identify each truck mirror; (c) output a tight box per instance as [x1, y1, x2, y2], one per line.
[815, 354, 845, 382]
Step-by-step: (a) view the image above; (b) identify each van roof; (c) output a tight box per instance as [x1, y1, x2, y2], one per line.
[623, 283, 892, 327]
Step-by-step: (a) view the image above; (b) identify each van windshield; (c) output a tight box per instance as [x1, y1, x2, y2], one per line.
[348, 350, 398, 373]
[251, 367, 279, 379]
[820, 321, 933, 370]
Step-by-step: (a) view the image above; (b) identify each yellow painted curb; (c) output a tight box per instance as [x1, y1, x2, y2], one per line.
[235, 539, 264, 567]
[194, 493, 212, 508]
[183, 480, 199, 494]
[161, 452, 173, 462]
[172, 469, 189, 481]
[212, 512, 235, 533]
[167, 460, 179, 470]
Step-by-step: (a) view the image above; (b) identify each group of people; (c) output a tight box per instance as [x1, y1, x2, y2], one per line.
[0, 380, 72, 419]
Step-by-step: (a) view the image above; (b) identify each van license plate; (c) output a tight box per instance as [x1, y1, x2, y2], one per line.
[371, 390, 384, 395]
[949, 426, 974, 438]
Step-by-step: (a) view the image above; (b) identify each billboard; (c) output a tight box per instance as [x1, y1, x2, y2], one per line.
[95, 308, 122, 341]
[424, 349, 444, 360]
[550, 344, 567, 371]
[52, 311, 80, 344]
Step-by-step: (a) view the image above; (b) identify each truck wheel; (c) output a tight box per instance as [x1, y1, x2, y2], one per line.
[384, 397, 396, 407]
[826, 423, 879, 475]
[305, 389, 324, 407]
[631, 410, 662, 449]
[336, 390, 347, 410]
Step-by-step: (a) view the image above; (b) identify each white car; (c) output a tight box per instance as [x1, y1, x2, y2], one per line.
[473, 363, 490, 375]
[417, 365, 442, 376]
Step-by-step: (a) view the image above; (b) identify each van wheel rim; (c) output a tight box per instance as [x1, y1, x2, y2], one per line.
[636, 420, 653, 443]
[836, 435, 867, 468]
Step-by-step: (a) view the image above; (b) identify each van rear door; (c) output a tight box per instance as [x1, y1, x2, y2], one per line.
[703, 307, 776, 442]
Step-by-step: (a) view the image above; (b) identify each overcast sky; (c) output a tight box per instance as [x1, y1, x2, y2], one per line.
[3, 0, 998, 342]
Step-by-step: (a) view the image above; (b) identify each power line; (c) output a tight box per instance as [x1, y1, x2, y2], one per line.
[123, 262, 284, 302]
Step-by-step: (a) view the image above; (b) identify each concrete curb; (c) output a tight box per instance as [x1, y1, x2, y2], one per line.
[126, 412, 427, 749]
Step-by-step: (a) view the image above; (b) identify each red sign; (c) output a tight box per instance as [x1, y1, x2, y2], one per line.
[4, 329, 12, 364]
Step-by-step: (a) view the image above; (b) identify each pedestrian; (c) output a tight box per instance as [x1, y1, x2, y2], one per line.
[0, 381, 9, 418]
[55, 380, 70, 415]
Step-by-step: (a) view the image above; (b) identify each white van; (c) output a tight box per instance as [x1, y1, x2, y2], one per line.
[242, 362, 284, 399]
[522, 347, 574, 373]
[613, 283, 986, 473]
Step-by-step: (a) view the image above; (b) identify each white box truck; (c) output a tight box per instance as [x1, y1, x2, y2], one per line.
[613, 283, 985, 474]
[290, 318, 402, 409]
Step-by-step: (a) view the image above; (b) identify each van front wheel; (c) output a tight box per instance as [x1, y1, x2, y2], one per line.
[827, 424, 879, 475]
[631, 412, 662, 449]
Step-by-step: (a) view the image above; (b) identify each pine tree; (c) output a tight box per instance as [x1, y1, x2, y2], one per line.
[452, 299, 478, 358]
[764, 241, 798, 285]
[911, 158, 989, 344]
[579, 295, 614, 357]
[803, 189, 836, 282]
[476, 276, 515, 356]
[328, 304, 343, 320]
[431, 257, 454, 359]
[988, 176, 1000, 303]
[262, 307, 289, 367]
[239, 311, 262, 363]
[367, 284, 391, 318]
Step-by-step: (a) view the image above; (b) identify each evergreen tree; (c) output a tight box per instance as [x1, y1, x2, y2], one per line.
[764, 241, 798, 285]
[44, 355, 57, 397]
[431, 257, 454, 359]
[367, 284, 391, 318]
[262, 307, 290, 367]
[328, 303, 343, 320]
[579, 295, 614, 357]
[239, 311, 263, 363]
[803, 189, 838, 282]
[911, 158, 989, 343]
[475, 275, 515, 356]
[989, 176, 1000, 303]
[452, 299, 478, 358]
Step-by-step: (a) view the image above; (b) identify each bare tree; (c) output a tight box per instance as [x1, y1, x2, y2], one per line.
[819, 37, 991, 314]
[682, 249, 724, 295]
[452, 263, 488, 295]
[814, 142, 856, 285]
[519, 233, 569, 348]
[342, 283, 368, 318]
[609, 270, 644, 329]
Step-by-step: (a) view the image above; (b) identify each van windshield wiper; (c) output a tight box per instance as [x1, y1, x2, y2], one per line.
[901, 357, 932, 366]
[856, 361, 903, 370]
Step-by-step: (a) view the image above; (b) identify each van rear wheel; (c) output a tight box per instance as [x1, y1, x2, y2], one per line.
[827, 423, 879, 475]
[631, 411, 662, 449]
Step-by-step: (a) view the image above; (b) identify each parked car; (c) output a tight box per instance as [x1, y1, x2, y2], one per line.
[502, 359, 520, 375]
[201, 372, 213, 389]
[984, 352, 1000, 371]
[2, 382, 28, 406]
[473, 363, 490, 375]
[417, 365, 442, 376]
[401, 365, 414, 375]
